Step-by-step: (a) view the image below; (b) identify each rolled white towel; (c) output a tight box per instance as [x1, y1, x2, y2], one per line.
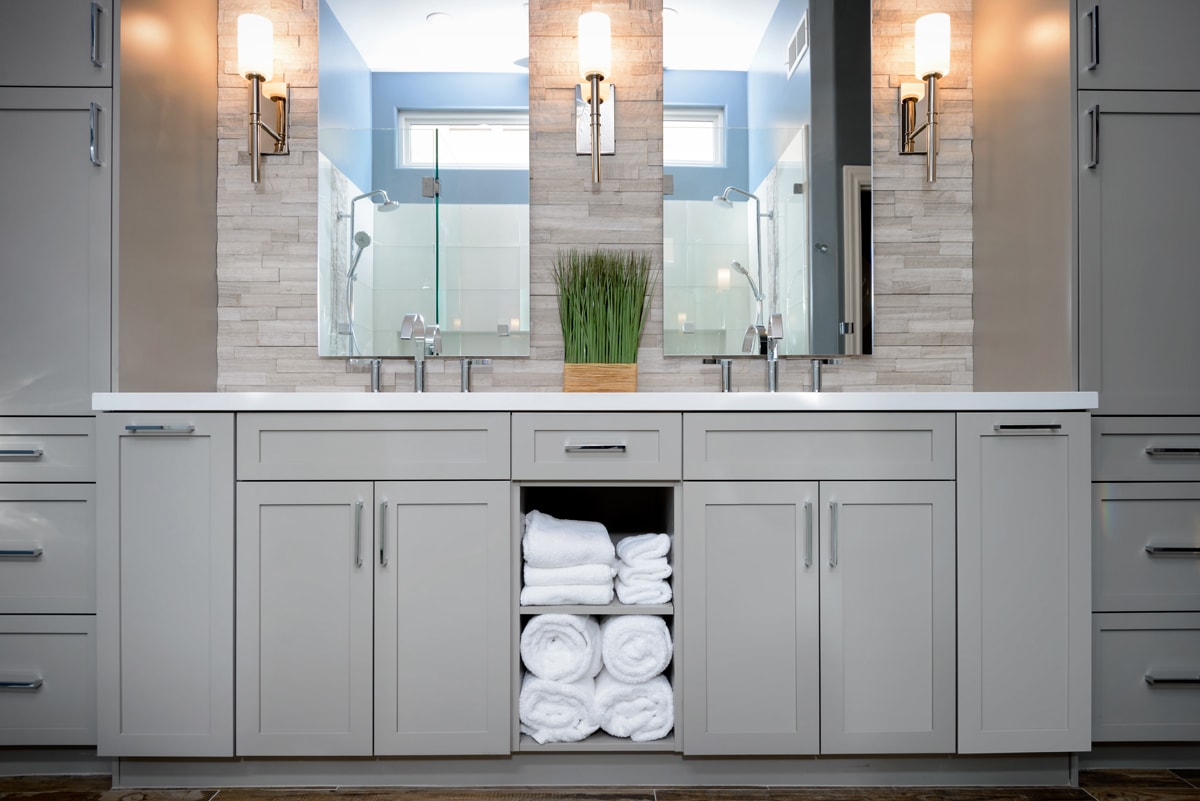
[615, 578, 673, 605]
[520, 614, 603, 683]
[593, 668, 674, 742]
[600, 615, 673, 684]
[616, 556, 672, 583]
[524, 563, 616, 587]
[521, 583, 614, 606]
[523, 510, 615, 568]
[615, 532, 671, 563]
[519, 674, 599, 744]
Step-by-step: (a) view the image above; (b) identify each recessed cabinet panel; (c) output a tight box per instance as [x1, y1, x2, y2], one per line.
[0, 418, 95, 482]
[1092, 417, 1200, 482]
[0, 615, 96, 746]
[0, 0, 112, 87]
[0, 484, 95, 613]
[511, 413, 682, 481]
[1076, 0, 1200, 91]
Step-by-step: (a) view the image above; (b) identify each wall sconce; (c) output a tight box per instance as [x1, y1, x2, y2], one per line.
[899, 12, 950, 182]
[576, 11, 614, 184]
[237, 13, 289, 184]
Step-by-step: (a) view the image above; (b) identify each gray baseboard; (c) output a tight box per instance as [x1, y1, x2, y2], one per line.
[0, 749, 111, 779]
[1079, 744, 1200, 770]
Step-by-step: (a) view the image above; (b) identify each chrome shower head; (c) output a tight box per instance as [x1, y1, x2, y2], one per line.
[712, 194, 733, 208]
[378, 199, 401, 212]
[353, 231, 371, 249]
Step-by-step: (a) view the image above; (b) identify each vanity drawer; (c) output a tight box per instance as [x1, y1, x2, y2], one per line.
[237, 412, 510, 480]
[683, 412, 955, 481]
[0, 484, 95, 613]
[0, 418, 94, 482]
[512, 413, 682, 481]
[0, 615, 97, 746]
[1094, 483, 1200, 612]
[1093, 613, 1200, 742]
[1093, 417, 1200, 482]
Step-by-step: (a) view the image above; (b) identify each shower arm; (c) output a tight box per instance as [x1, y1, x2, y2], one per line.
[719, 187, 770, 327]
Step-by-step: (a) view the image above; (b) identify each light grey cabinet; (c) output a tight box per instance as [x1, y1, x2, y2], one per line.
[0, 0, 113, 87]
[956, 413, 1092, 753]
[0, 615, 96, 745]
[236, 477, 511, 756]
[1076, 0, 1200, 91]
[96, 413, 234, 757]
[1077, 92, 1200, 415]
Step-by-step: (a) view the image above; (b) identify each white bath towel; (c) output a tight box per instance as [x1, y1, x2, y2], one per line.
[520, 614, 603, 683]
[615, 532, 671, 563]
[593, 668, 674, 742]
[524, 563, 616, 587]
[615, 578, 673, 605]
[616, 556, 672, 583]
[522, 510, 616, 568]
[519, 674, 599, 744]
[600, 615, 674, 683]
[521, 583, 614, 606]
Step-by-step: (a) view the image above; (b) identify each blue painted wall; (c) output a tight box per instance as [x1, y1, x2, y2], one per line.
[747, 0, 811, 190]
[317, 0, 372, 191]
[370, 72, 530, 205]
[663, 70, 748, 201]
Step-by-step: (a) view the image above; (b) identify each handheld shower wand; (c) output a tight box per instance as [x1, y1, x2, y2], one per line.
[340, 190, 400, 355]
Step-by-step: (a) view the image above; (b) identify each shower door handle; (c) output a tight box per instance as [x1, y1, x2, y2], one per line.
[89, 102, 103, 167]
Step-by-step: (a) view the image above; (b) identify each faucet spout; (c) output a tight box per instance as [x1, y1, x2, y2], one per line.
[399, 313, 438, 392]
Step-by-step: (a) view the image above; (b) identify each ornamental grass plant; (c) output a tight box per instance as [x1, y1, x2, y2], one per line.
[553, 248, 655, 365]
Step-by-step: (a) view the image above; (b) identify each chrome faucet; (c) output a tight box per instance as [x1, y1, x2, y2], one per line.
[766, 313, 784, 392]
[399, 313, 441, 392]
[460, 358, 490, 392]
[701, 357, 733, 392]
[810, 357, 842, 392]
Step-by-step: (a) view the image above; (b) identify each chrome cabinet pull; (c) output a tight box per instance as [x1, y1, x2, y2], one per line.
[0, 547, 44, 558]
[1085, 4, 1099, 70]
[1145, 545, 1200, 556]
[993, 423, 1062, 433]
[828, 501, 839, 568]
[90, 2, 105, 67]
[1145, 670, 1200, 686]
[803, 501, 813, 568]
[0, 677, 44, 690]
[1145, 447, 1200, 457]
[563, 444, 628, 453]
[0, 448, 43, 458]
[379, 500, 389, 567]
[1086, 105, 1099, 169]
[353, 500, 364, 568]
[124, 424, 195, 434]
[89, 102, 103, 166]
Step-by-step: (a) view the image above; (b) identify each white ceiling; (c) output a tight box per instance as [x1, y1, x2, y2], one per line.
[323, 0, 779, 73]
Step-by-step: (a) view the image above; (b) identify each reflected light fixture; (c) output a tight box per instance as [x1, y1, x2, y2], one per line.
[899, 12, 950, 182]
[577, 11, 612, 184]
[237, 13, 290, 183]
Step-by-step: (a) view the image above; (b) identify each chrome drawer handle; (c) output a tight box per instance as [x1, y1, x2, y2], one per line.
[379, 500, 389, 567]
[90, 2, 105, 67]
[0, 677, 44, 690]
[0, 547, 44, 558]
[353, 500, 364, 568]
[993, 424, 1062, 433]
[564, 444, 628, 453]
[124, 425, 196, 434]
[1145, 545, 1200, 556]
[828, 501, 839, 568]
[803, 501, 813, 569]
[0, 448, 43, 458]
[1145, 670, 1200, 686]
[1145, 447, 1200, 457]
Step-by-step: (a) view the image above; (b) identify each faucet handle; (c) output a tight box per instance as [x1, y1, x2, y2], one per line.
[768, 313, 784, 340]
[425, 324, 442, 356]
[399, 313, 424, 340]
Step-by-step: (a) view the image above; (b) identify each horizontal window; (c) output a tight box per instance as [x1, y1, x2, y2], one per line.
[399, 111, 529, 169]
[664, 106, 725, 167]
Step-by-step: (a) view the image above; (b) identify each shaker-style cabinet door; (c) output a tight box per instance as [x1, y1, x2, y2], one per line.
[681, 481, 820, 755]
[374, 481, 510, 755]
[236, 481, 375, 756]
[1076, 0, 1200, 90]
[0, 0, 112, 87]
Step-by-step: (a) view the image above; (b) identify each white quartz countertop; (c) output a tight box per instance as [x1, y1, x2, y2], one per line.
[93, 391, 1099, 412]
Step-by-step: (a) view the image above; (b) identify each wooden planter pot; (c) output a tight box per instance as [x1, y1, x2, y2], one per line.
[562, 363, 638, 392]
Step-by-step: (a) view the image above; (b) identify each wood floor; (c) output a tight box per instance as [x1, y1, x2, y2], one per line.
[2, 770, 1199, 801]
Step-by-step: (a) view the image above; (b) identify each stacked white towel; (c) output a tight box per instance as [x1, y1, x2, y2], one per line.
[614, 533, 673, 605]
[520, 510, 616, 606]
[600, 615, 674, 684]
[520, 614, 603, 683]
[593, 669, 674, 742]
[518, 674, 599, 744]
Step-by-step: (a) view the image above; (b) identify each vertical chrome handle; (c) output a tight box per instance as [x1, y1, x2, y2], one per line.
[1085, 4, 1099, 70]
[353, 500, 364, 568]
[379, 500, 389, 566]
[89, 102, 103, 166]
[90, 3, 105, 68]
[828, 501, 839, 568]
[803, 501, 813, 568]
[1087, 105, 1099, 169]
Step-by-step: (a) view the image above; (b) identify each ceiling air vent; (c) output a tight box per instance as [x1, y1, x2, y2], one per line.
[786, 10, 809, 79]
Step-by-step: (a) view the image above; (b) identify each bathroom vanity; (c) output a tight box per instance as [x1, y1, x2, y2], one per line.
[86, 390, 1095, 787]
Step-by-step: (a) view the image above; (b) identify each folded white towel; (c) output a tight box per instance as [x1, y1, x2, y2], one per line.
[616, 557, 672, 583]
[519, 674, 599, 744]
[523, 510, 616, 568]
[615, 578, 673, 605]
[615, 532, 671, 562]
[593, 668, 674, 742]
[524, 563, 616, 587]
[600, 615, 673, 683]
[520, 614, 603, 682]
[521, 583, 614, 606]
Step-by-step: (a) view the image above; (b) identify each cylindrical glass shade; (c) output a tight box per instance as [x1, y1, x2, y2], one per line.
[237, 13, 274, 80]
[914, 12, 950, 78]
[578, 11, 611, 80]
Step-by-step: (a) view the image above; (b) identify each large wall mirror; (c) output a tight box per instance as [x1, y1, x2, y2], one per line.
[662, 0, 872, 358]
[317, 0, 530, 358]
